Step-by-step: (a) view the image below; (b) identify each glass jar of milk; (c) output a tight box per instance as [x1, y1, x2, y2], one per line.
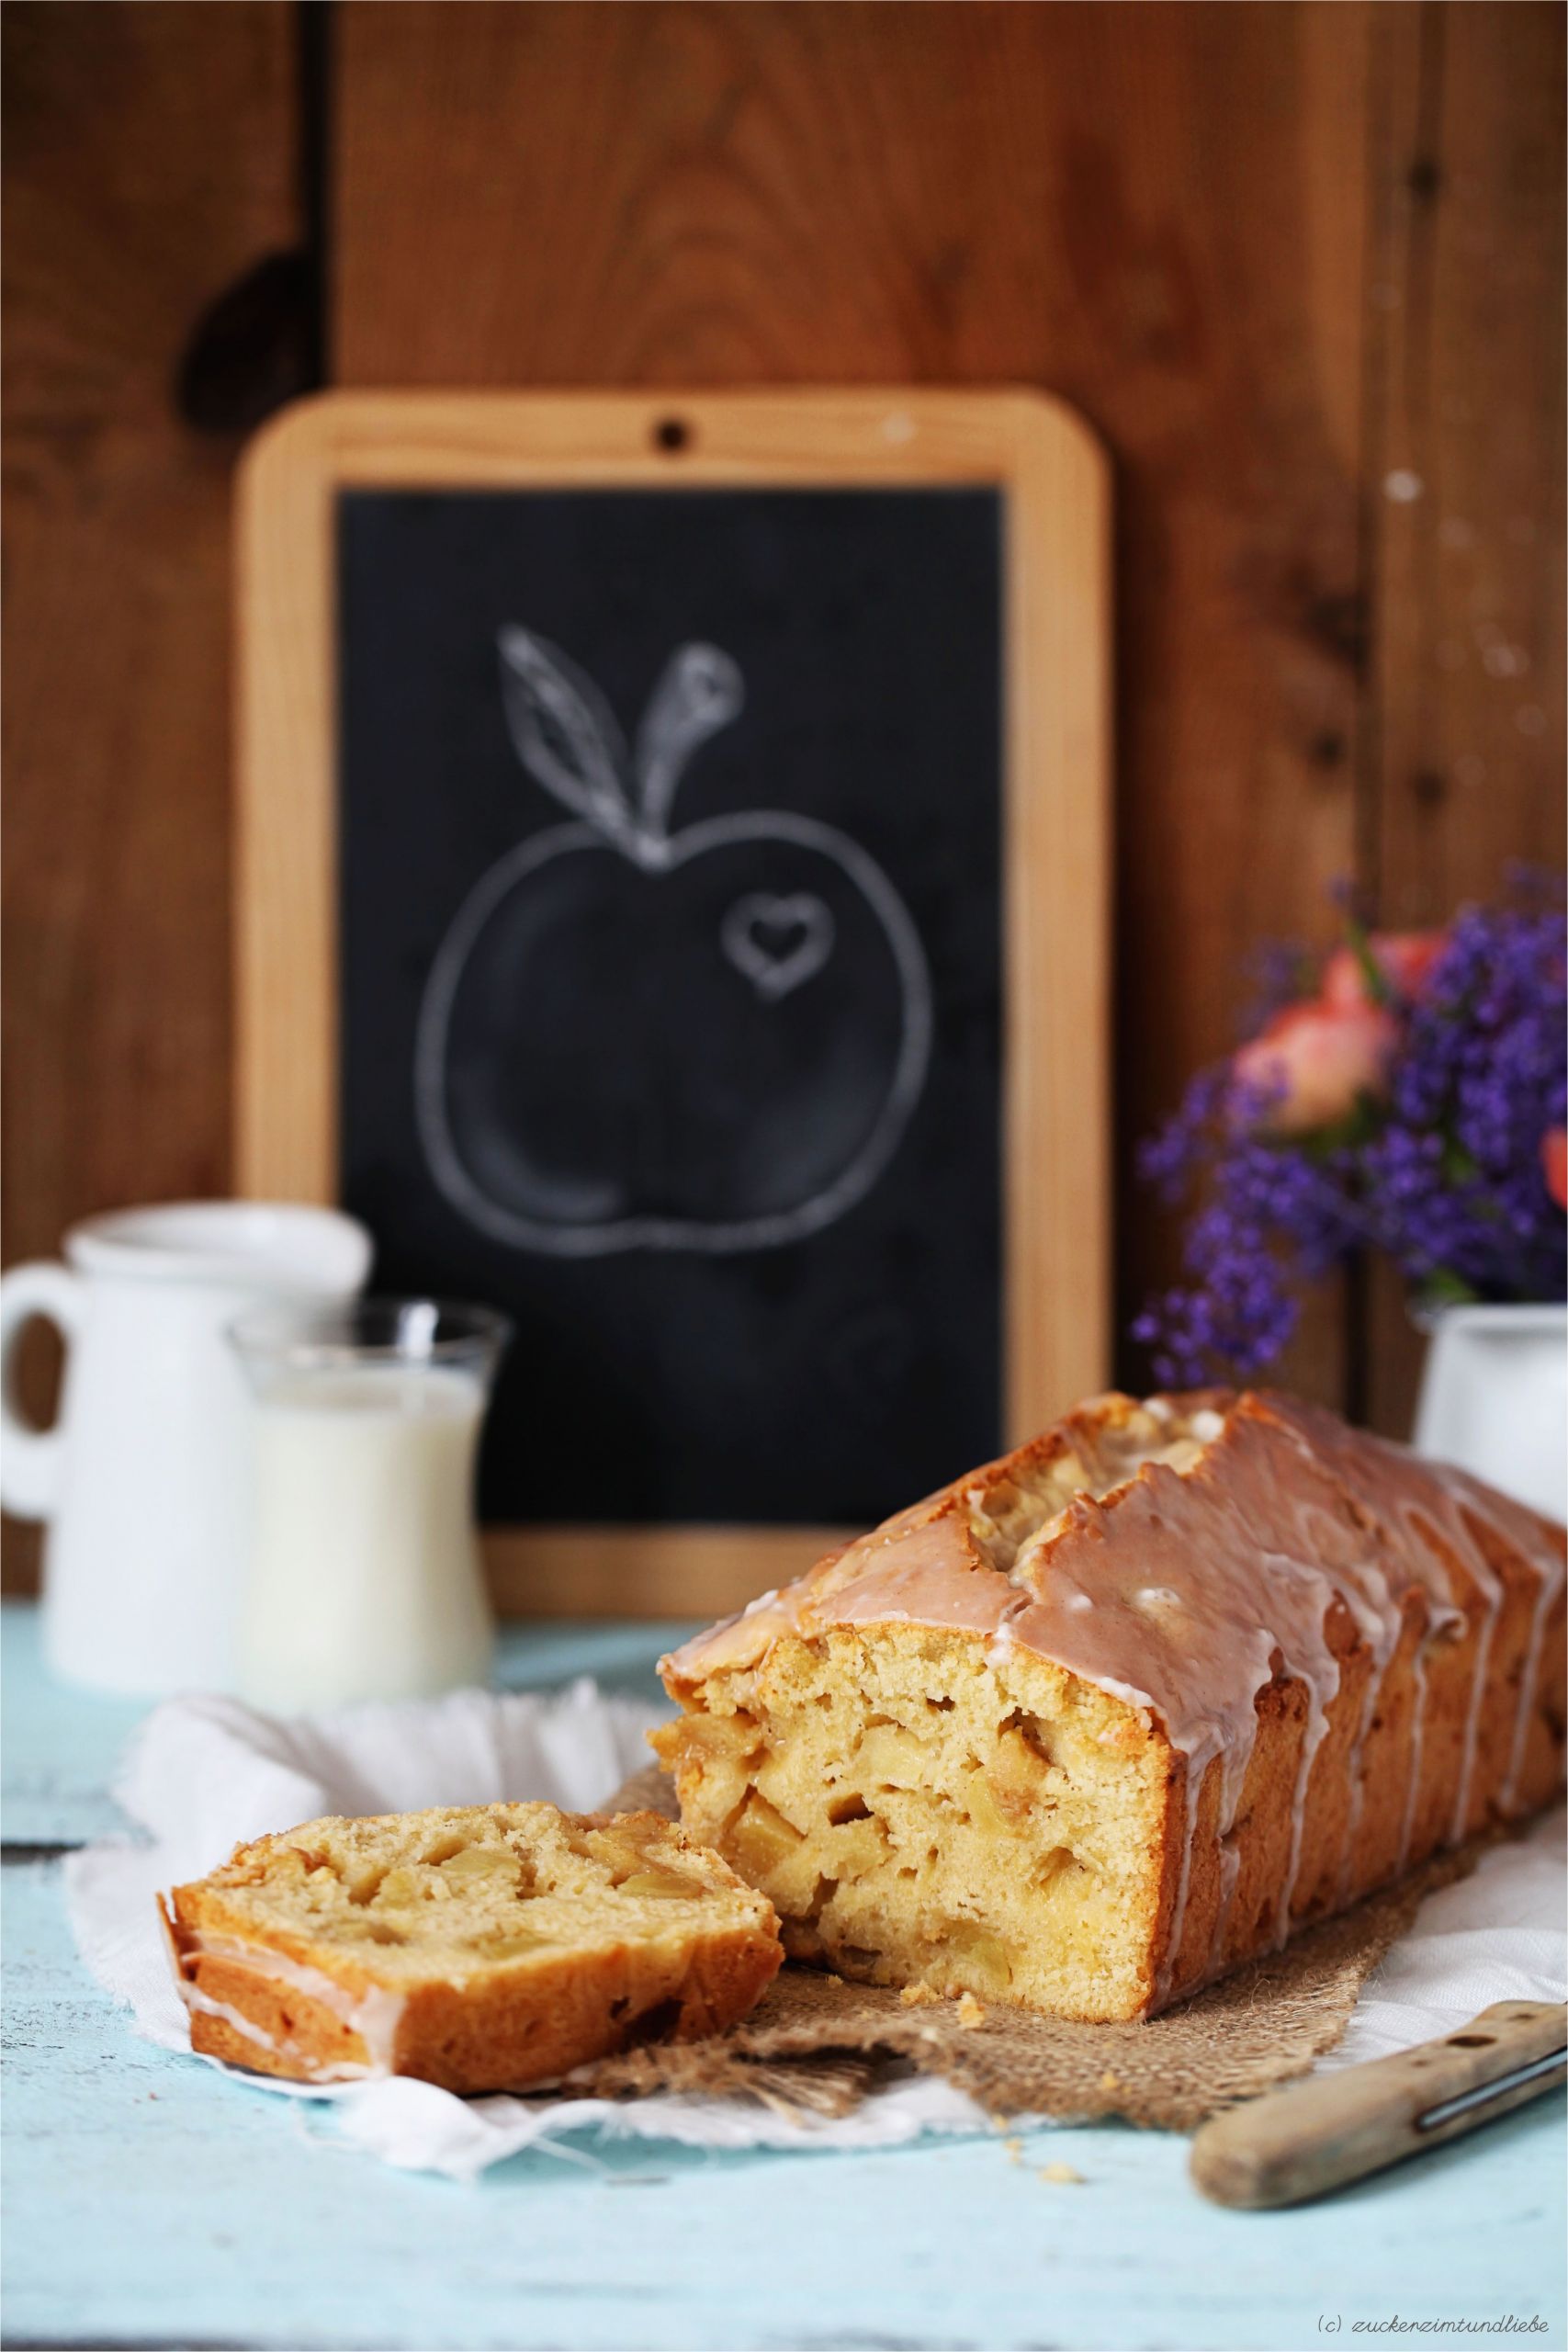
[229, 1298, 510, 1713]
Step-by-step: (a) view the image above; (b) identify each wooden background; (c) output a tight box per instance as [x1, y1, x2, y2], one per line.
[5, 0, 1563, 1594]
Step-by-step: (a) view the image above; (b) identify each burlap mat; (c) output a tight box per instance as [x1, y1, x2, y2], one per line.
[578, 1764, 1485, 2132]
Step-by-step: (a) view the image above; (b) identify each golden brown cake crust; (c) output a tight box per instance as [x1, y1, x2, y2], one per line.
[657, 1391, 1564, 2021]
[160, 1804, 784, 2092]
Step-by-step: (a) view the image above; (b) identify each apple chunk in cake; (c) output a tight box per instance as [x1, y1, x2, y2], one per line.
[652, 1626, 1167, 2019]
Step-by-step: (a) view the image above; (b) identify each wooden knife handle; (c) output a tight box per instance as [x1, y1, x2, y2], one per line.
[1190, 1999, 1567, 2210]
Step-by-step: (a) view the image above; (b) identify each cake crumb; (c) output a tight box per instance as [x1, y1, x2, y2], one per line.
[1100, 2070, 1122, 2092]
[956, 1992, 987, 2030]
[1038, 2162, 1085, 2186]
[899, 1983, 939, 2007]
[1001, 2134, 1025, 2164]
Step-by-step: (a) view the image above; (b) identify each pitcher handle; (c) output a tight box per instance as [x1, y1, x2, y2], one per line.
[0, 1261, 83, 1521]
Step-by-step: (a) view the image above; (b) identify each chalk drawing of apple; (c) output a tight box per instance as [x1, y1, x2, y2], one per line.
[413, 628, 931, 1256]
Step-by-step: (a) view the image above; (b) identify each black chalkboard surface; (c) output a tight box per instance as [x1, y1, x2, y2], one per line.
[236, 390, 1110, 1614]
[337, 488, 1003, 1530]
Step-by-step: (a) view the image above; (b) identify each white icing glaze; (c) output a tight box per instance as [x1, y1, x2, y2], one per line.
[180, 1978, 286, 2051]
[173, 1978, 378, 2080]
[1501, 1534, 1566, 1809]
[1419, 1457, 1564, 1828]
[159, 1908, 406, 2080]
[1275, 1407, 1560, 1846]
[1267, 1568, 1338, 1947]
[1277, 1491, 1414, 1928]
[1399, 1643, 1430, 1873]
[1327, 1552, 1405, 1901]
[196, 1937, 403, 2058]
[1064, 1407, 1552, 1986]
[1000, 1419, 1359, 1996]
[1265, 1403, 1512, 1881]
[1415, 1462, 1504, 1842]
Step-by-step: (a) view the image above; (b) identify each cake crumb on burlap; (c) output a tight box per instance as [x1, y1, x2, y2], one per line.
[575, 1764, 1489, 2132]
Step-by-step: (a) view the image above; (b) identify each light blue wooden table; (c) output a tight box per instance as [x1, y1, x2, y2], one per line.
[4, 1599, 1563, 2352]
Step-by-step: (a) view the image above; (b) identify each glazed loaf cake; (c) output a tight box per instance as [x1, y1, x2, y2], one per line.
[159, 1803, 782, 2089]
[652, 1391, 1565, 2022]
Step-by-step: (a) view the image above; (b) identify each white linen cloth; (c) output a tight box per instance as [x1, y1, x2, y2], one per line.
[64, 1681, 1565, 2180]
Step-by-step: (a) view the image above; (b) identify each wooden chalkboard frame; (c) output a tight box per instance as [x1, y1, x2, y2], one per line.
[235, 390, 1110, 1618]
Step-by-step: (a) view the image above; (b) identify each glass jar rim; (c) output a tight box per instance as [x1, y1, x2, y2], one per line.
[227, 1295, 512, 1371]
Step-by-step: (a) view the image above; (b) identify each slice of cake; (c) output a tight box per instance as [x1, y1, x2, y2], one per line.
[159, 1803, 783, 2090]
[651, 1389, 1565, 2023]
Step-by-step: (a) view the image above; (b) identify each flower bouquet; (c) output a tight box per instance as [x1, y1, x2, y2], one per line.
[1134, 885, 1567, 1390]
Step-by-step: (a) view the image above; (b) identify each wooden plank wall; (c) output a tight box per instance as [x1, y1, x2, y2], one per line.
[2, 3, 303, 1593]
[1363, 2, 1567, 1432]
[4, 0, 1562, 1593]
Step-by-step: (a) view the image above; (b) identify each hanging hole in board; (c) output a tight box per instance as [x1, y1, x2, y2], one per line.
[654, 416, 691, 454]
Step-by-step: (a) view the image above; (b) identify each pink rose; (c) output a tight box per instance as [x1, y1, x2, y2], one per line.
[1233, 1000, 1401, 1136]
[1544, 1129, 1568, 1212]
[1322, 928, 1448, 1009]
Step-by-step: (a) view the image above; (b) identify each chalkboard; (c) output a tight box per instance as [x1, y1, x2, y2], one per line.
[339, 486, 1001, 1530]
[237, 392, 1110, 1614]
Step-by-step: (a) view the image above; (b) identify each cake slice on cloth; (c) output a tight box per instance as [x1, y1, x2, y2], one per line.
[159, 1803, 782, 2090]
[652, 1389, 1565, 2023]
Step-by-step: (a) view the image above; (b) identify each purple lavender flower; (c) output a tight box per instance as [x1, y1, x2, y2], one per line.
[1134, 888, 1567, 1385]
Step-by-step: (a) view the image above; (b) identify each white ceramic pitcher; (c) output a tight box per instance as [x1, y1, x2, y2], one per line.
[1413, 1301, 1568, 1526]
[0, 1202, 371, 1695]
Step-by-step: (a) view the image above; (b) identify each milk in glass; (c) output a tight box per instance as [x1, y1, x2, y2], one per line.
[231, 1301, 506, 1713]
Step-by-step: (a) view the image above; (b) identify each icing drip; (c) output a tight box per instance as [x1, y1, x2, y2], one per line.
[1442, 1472, 1561, 1825]
[1423, 1459, 1563, 1828]
[158, 1905, 406, 2081]
[1501, 1539, 1566, 1810]
[1422, 1467, 1504, 1842]
[173, 1978, 377, 2080]
[1327, 1552, 1405, 1902]
[1455, 1588, 1499, 1838]
[1270, 1400, 1561, 1841]
[999, 1415, 1361, 1997]
[1399, 1643, 1430, 1873]
[1162, 1768, 1204, 1996]
[1260, 1485, 1406, 1939]
[1205, 1742, 1254, 1976]
[1267, 1401, 1516, 1863]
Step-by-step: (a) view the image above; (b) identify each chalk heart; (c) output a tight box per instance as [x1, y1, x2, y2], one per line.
[721, 892, 836, 1003]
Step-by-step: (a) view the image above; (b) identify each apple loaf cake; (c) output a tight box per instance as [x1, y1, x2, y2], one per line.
[159, 1803, 783, 2089]
[652, 1390, 1565, 2022]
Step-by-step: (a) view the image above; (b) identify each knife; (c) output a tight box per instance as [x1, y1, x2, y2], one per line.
[1190, 1998, 1567, 2209]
